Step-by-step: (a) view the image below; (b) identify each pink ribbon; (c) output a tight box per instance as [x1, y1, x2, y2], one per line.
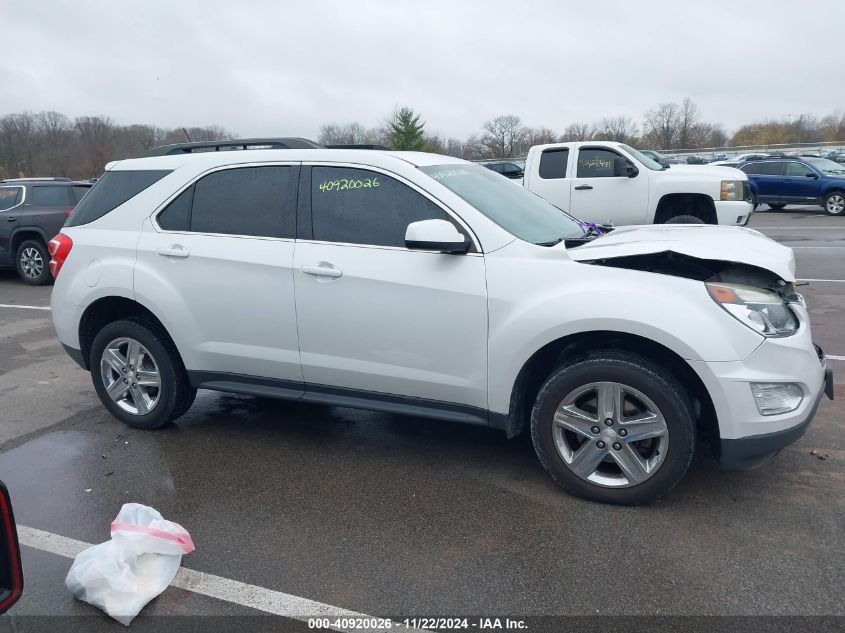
[111, 521, 195, 554]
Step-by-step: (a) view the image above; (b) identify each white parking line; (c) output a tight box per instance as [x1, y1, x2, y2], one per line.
[17, 524, 413, 631]
[790, 246, 845, 249]
[0, 303, 51, 311]
[800, 278, 845, 283]
[828, 355, 845, 362]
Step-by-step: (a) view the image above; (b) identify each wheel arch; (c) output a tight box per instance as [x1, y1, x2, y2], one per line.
[78, 296, 182, 371]
[10, 227, 50, 255]
[654, 193, 717, 224]
[496, 330, 717, 443]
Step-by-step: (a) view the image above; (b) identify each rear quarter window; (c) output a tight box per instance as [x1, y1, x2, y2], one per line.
[0, 187, 23, 210]
[66, 170, 171, 226]
[31, 186, 72, 207]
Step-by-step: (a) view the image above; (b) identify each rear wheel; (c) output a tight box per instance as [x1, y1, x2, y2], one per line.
[90, 318, 195, 429]
[530, 351, 696, 505]
[15, 240, 51, 285]
[768, 203, 787, 210]
[824, 192, 845, 216]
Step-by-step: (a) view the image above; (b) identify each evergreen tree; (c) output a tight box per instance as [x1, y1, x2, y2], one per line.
[389, 107, 428, 151]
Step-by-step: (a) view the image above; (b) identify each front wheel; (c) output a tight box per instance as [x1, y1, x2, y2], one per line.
[530, 351, 696, 505]
[824, 192, 845, 216]
[665, 214, 704, 224]
[90, 318, 196, 429]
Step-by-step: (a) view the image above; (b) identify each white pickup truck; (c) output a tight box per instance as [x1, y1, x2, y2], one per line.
[523, 141, 754, 226]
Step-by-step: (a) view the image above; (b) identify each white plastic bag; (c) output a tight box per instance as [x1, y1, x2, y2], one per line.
[65, 503, 194, 625]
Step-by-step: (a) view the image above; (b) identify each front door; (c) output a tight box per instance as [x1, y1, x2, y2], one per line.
[135, 164, 304, 386]
[570, 146, 649, 225]
[783, 162, 822, 203]
[293, 165, 488, 411]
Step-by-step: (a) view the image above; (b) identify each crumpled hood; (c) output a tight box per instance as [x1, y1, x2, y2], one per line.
[567, 224, 796, 282]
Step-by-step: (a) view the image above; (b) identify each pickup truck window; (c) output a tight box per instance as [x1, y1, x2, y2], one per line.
[539, 149, 569, 179]
[576, 148, 622, 178]
[618, 144, 663, 171]
[420, 163, 583, 245]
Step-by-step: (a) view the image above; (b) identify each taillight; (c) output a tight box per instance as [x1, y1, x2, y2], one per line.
[48, 233, 73, 278]
[65, 208, 74, 218]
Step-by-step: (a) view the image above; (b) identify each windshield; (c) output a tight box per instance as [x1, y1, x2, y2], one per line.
[419, 164, 584, 245]
[803, 157, 845, 175]
[618, 144, 664, 170]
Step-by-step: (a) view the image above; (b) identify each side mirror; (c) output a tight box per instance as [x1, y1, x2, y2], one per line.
[0, 483, 22, 614]
[806, 172, 819, 179]
[405, 219, 470, 254]
[626, 163, 639, 178]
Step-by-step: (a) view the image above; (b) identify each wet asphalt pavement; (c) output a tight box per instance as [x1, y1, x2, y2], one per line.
[0, 206, 842, 630]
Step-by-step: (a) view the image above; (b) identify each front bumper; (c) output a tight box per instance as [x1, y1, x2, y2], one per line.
[714, 199, 754, 226]
[719, 354, 833, 470]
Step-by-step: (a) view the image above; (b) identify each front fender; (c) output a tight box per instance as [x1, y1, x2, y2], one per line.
[484, 242, 764, 414]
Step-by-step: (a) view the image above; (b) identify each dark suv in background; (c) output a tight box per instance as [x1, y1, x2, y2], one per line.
[0, 178, 92, 284]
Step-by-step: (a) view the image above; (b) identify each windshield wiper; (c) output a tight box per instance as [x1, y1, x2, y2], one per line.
[537, 237, 565, 247]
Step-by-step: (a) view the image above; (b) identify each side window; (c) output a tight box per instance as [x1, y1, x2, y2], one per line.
[0, 187, 22, 211]
[787, 162, 812, 177]
[576, 148, 624, 178]
[157, 186, 194, 231]
[311, 167, 453, 248]
[72, 186, 91, 203]
[755, 162, 787, 176]
[31, 186, 72, 207]
[186, 166, 297, 238]
[740, 163, 762, 175]
[539, 149, 569, 179]
[67, 170, 171, 227]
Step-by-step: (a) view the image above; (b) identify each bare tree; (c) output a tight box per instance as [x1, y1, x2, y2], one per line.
[643, 102, 679, 149]
[318, 122, 374, 146]
[559, 122, 594, 142]
[477, 115, 529, 158]
[593, 116, 638, 143]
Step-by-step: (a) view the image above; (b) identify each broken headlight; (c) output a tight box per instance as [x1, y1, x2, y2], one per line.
[706, 282, 799, 337]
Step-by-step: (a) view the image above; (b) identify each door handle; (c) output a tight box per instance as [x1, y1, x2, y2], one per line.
[157, 245, 190, 259]
[301, 263, 342, 278]
[6, 217, 16, 222]
[574, 185, 593, 190]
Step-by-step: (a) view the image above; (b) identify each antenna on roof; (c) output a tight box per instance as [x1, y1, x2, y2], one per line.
[182, 128, 192, 142]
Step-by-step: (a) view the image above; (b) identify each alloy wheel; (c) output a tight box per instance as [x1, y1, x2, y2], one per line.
[552, 381, 669, 488]
[20, 247, 43, 280]
[827, 194, 845, 215]
[100, 337, 162, 415]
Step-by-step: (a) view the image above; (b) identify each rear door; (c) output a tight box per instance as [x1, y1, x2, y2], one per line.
[26, 184, 76, 241]
[570, 146, 649, 224]
[135, 164, 304, 387]
[525, 148, 571, 212]
[742, 161, 787, 202]
[0, 186, 24, 259]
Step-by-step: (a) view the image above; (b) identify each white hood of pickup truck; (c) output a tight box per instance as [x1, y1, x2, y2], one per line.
[567, 225, 796, 282]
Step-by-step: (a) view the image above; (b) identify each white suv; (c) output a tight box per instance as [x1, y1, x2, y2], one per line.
[49, 143, 833, 505]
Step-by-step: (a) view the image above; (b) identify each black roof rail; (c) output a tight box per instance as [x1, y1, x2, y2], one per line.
[324, 144, 391, 150]
[140, 137, 324, 157]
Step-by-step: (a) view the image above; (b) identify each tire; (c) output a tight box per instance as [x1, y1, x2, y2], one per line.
[824, 191, 845, 216]
[530, 351, 696, 505]
[768, 203, 787, 210]
[665, 214, 704, 224]
[15, 239, 52, 286]
[90, 317, 196, 429]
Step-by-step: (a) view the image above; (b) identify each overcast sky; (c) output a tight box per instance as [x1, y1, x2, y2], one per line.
[3, 0, 843, 140]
